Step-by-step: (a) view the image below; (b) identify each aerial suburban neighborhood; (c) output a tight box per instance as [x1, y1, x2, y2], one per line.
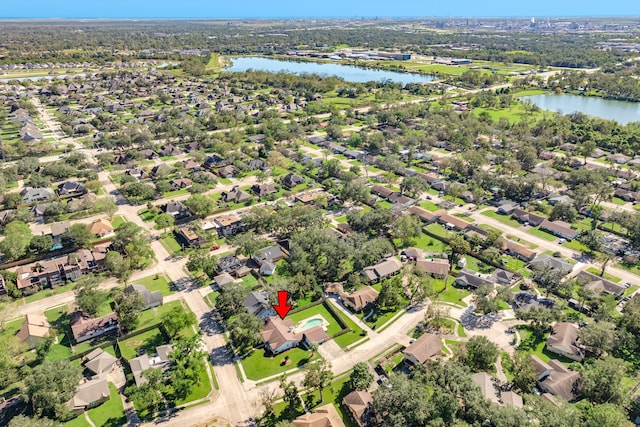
[2, 10, 640, 427]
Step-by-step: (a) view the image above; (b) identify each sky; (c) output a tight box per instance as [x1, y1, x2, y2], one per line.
[2, 0, 639, 19]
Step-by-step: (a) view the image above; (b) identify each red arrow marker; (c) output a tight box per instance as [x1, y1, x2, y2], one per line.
[273, 290, 292, 320]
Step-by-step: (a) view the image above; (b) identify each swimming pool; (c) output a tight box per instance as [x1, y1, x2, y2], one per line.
[301, 318, 324, 331]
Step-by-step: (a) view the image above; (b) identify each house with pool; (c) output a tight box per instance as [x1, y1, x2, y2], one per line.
[261, 315, 329, 355]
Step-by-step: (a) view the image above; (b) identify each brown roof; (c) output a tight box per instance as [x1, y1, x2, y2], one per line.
[89, 218, 114, 236]
[68, 378, 109, 410]
[342, 390, 373, 426]
[304, 326, 329, 344]
[293, 403, 345, 427]
[546, 322, 583, 360]
[361, 257, 402, 281]
[70, 312, 118, 342]
[261, 317, 298, 351]
[435, 211, 471, 230]
[503, 240, 537, 261]
[501, 391, 523, 409]
[340, 286, 379, 311]
[403, 333, 442, 364]
[472, 372, 500, 404]
[531, 356, 581, 401]
[215, 214, 241, 227]
[407, 206, 437, 222]
[415, 258, 450, 276]
[16, 313, 51, 342]
[370, 185, 395, 198]
[84, 348, 118, 375]
[539, 220, 577, 239]
[577, 271, 626, 297]
[512, 209, 545, 226]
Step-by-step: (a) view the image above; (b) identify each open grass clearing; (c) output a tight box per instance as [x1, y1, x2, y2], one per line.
[241, 346, 321, 381]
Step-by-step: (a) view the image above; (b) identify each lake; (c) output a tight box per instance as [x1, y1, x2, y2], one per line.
[521, 93, 640, 125]
[225, 57, 436, 85]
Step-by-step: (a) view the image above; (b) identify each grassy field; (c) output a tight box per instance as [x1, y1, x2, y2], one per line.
[392, 231, 448, 253]
[160, 234, 182, 254]
[419, 200, 440, 212]
[526, 227, 558, 242]
[111, 215, 126, 229]
[86, 382, 127, 427]
[118, 327, 169, 360]
[132, 274, 174, 296]
[431, 279, 470, 307]
[174, 361, 212, 405]
[241, 347, 321, 381]
[481, 210, 522, 228]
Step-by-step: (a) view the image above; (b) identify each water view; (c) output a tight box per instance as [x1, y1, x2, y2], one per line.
[226, 56, 437, 85]
[521, 93, 640, 125]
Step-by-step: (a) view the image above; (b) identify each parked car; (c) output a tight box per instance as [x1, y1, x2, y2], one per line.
[625, 282, 632, 288]
[210, 245, 220, 251]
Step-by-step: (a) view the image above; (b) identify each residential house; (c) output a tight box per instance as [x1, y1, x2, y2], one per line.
[124, 283, 164, 310]
[539, 220, 578, 240]
[415, 258, 450, 278]
[217, 255, 243, 274]
[532, 356, 581, 401]
[57, 181, 87, 198]
[182, 159, 201, 172]
[546, 322, 584, 361]
[407, 206, 437, 223]
[614, 188, 640, 202]
[342, 390, 373, 427]
[529, 254, 573, 275]
[67, 378, 110, 414]
[403, 333, 443, 366]
[292, 403, 345, 427]
[608, 153, 631, 164]
[308, 135, 326, 145]
[548, 195, 573, 206]
[244, 291, 276, 320]
[455, 270, 493, 289]
[503, 240, 537, 262]
[282, 173, 305, 189]
[139, 149, 158, 160]
[370, 185, 395, 199]
[150, 163, 173, 177]
[50, 221, 70, 246]
[247, 159, 268, 171]
[251, 183, 278, 198]
[177, 225, 207, 248]
[361, 257, 402, 282]
[261, 316, 328, 355]
[214, 214, 243, 237]
[576, 271, 626, 298]
[436, 211, 471, 231]
[221, 186, 252, 204]
[16, 313, 51, 350]
[125, 167, 149, 180]
[253, 245, 285, 266]
[169, 178, 192, 190]
[340, 286, 379, 312]
[217, 165, 237, 178]
[70, 312, 118, 343]
[203, 154, 228, 170]
[20, 123, 43, 141]
[491, 269, 516, 285]
[465, 224, 490, 241]
[512, 209, 546, 226]
[472, 372, 500, 405]
[501, 391, 524, 409]
[388, 193, 416, 207]
[159, 144, 182, 157]
[129, 344, 173, 386]
[213, 272, 235, 288]
[161, 201, 191, 219]
[246, 134, 267, 143]
[497, 202, 518, 215]
[89, 218, 115, 238]
[84, 348, 118, 375]
[20, 187, 55, 204]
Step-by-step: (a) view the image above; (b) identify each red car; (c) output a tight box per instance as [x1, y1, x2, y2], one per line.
[210, 245, 220, 251]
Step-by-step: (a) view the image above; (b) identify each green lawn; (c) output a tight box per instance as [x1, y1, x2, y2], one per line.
[288, 304, 343, 336]
[111, 215, 126, 229]
[137, 300, 184, 329]
[86, 383, 126, 427]
[526, 227, 558, 242]
[44, 305, 74, 361]
[378, 200, 393, 209]
[481, 210, 522, 228]
[357, 307, 404, 330]
[132, 274, 174, 296]
[425, 223, 448, 239]
[241, 347, 321, 381]
[515, 325, 574, 364]
[335, 215, 348, 223]
[392, 231, 447, 253]
[611, 197, 629, 206]
[419, 200, 440, 212]
[218, 177, 232, 185]
[431, 279, 470, 307]
[160, 234, 182, 254]
[563, 239, 591, 253]
[625, 285, 639, 298]
[118, 327, 169, 360]
[66, 415, 91, 427]
[241, 274, 259, 289]
[174, 359, 212, 405]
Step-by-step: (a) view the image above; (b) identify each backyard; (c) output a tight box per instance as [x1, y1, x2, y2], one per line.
[241, 346, 322, 381]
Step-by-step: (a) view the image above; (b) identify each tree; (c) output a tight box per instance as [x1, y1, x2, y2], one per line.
[161, 304, 196, 338]
[259, 387, 278, 418]
[111, 223, 153, 269]
[515, 305, 561, 336]
[279, 376, 300, 417]
[4, 192, 24, 209]
[531, 265, 566, 297]
[577, 321, 615, 358]
[25, 359, 82, 419]
[472, 284, 502, 314]
[61, 223, 93, 249]
[459, 335, 499, 372]
[550, 202, 578, 223]
[29, 234, 53, 254]
[8, 415, 63, 427]
[400, 176, 427, 197]
[391, 214, 421, 247]
[216, 282, 249, 320]
[377, 276, 405, 312]
[506, 352, 538, 393]
[183, 194, 215, 218]
[0, 333, 26, 388]
[349, 362, 374, 391]
[95, 197, 118, 218]
[447, 235, 470, 273]
[580, 402, 628, 427]
[74, 275, 107, 316]
[186, 249, 218, 279]
[580, 140, 596, 165]
[155, 213, 175, 233]
[0, 220, 32, 261]
[579, 356, 625, 404]
[114, 290, 145, 332]
[303, 359, 333, 403]
[230, 231, 268, 257]
[104, 250, 131, 283]
[228, 312, 262, 354]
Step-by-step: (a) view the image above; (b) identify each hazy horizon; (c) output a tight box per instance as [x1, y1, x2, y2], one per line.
[3, 0, 639, 19]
